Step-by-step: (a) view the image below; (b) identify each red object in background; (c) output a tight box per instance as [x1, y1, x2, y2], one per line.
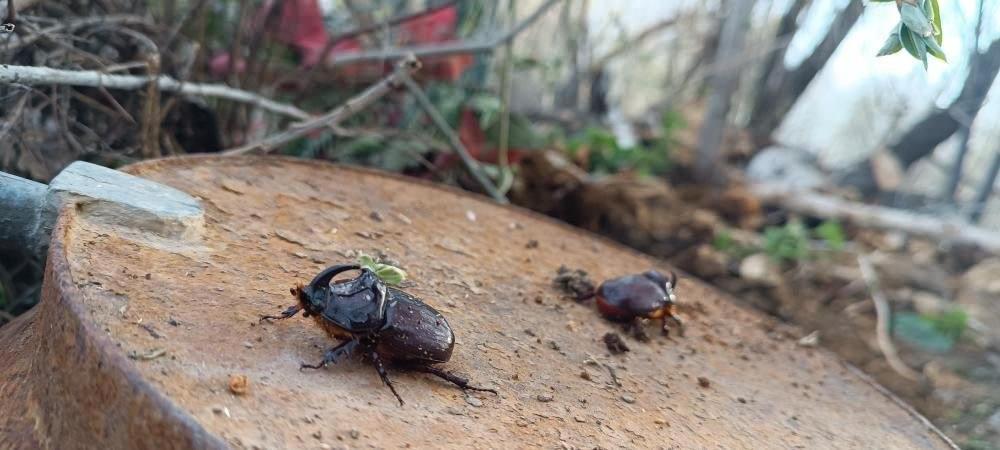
[430, 109, 527, 175]
[213, 1, 474, 81]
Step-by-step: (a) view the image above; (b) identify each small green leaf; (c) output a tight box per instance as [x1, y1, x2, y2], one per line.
[923, 34, 947, 61]
[900, 3, 934, 37]
[899, 25, 920, 59]
[373, 265, 407, 286]
[357, 253, 407, 286]
[928, 0, 943, 44]
[814, 220, 846, 251]
[877, 28, 903, 56]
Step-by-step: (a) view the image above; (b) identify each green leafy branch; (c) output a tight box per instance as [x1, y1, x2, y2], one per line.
[873, 0, 945, 68]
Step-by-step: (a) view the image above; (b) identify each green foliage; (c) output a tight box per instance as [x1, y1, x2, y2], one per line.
[872, 0, 945, 67]
[893, 308, 967, 353]
[893, 312, 955, 352]
[928, 308, 968, 341]
[357, 253, 407, 286]
[763, 220, 811, 263]
[712, 230, 754, 258]
[565, 110, 680, 177]
[814, 220, 846, 251]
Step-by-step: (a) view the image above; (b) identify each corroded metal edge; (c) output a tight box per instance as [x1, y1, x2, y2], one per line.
[0, 208, 226, 450]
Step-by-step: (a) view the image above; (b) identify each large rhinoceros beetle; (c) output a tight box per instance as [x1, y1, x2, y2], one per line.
[260, 264, 496, 406]
[595, 269, 684, 337]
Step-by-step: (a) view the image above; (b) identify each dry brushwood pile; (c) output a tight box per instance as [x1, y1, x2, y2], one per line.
[510, 146, 1000, 446]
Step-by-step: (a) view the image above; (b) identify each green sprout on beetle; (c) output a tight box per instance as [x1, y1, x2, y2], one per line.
[358, 253, 407, 286]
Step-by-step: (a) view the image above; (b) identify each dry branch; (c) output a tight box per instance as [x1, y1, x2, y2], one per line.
[399, 72, 506, 204]
[323, 0, 562, 67]
[857, 255, 922, 381]
[222, 55, 420, 156]
[0, 64, 312, 121]
[750, 183, 1000, 253]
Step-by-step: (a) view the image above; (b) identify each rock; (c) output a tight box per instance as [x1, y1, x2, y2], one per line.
[911, 291, 950, 317]
[739, 253, 781, 287]
[956, 258, 1000, 346]
[717, 187, 762, 229]
[869, 150, 904, 192]
[676, 244, 729, 279]
[746, 146, 826, 190]
[987, 409, 1000, 434]
[923, 361, 967, 405]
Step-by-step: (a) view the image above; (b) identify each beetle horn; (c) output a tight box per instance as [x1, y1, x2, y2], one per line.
[667, 271, 677, 289]
[308, 264, 362, 289]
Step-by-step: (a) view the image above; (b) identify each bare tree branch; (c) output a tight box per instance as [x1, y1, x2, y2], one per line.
[223, 55, 421, 156]
[0, 64, 312, 121]
[857, 254, 922, 381]
[322, 0, 562, 67]
[751, 183, 1000, 252]
[399, 73, 507, 204]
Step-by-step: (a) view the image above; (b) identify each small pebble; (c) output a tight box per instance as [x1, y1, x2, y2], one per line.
[621, 395, 636, 404]
[446, 406, 464, 415]
[579, 371, 592, 381]
[228, 375, 250, 396]
[312, 431, 322, 440]
[465, 396, 483, 407]
[369, 211, 384, 222]
[697, 377, 711, 388]
[536, 394, 554, 403]
[654, 418, 668, 425]
[737, 397, 747, 404]
[242, 341, 254, 349]
[349, 429, 360, 439]
[574, 416, 587, 423]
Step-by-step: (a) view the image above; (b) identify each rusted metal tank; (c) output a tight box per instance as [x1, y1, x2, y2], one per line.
[0, 156, 956, 449]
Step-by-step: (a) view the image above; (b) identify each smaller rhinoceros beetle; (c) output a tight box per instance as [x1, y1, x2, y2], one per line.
[595, 269, 683, 337]
[260, 264, 496, 406]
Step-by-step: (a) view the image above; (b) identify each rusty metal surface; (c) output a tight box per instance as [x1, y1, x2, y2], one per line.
[1, 156, 955, 449]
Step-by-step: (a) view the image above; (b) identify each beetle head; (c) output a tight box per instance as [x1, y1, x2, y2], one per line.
[642, 269, 678, 305]
[301, 264, 389, 332]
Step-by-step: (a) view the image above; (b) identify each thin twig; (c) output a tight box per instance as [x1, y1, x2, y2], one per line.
[588, 16, 680, 72]
[0, 64, 312, 121]
[282, 0, 457, 94]
[222, 55, 421, 156]
[857, 254, 921, 381]
[1, 14, 150, 52]
[323, 0, 562, 68]
[496, 0, 517, 196]
[399, 72, 507, 204]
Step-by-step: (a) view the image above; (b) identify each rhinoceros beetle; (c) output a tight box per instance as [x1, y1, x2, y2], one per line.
[260, 264, 496, 406]
[595, 269, 684, 337]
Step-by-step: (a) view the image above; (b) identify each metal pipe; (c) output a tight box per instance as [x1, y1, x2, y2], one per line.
[0, 171, 46, 253]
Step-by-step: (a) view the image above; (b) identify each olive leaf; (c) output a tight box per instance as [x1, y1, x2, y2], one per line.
[924, 0, 943, 45]
[899, 3, 933, 37]
[877, 27, 903, 56]
[898, 24, 929, 69]
[358, 253, 407, 286]
[923, 33, 946, 62]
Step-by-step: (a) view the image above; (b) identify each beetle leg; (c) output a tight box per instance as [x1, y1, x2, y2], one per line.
[626, 317, 650, 342]
[300, 339, 359, 370]
[369, 350, 405, 406]
[403, 364, 499, 396]
[661, 312, 684, 337]
[259, 304, 302, 323]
